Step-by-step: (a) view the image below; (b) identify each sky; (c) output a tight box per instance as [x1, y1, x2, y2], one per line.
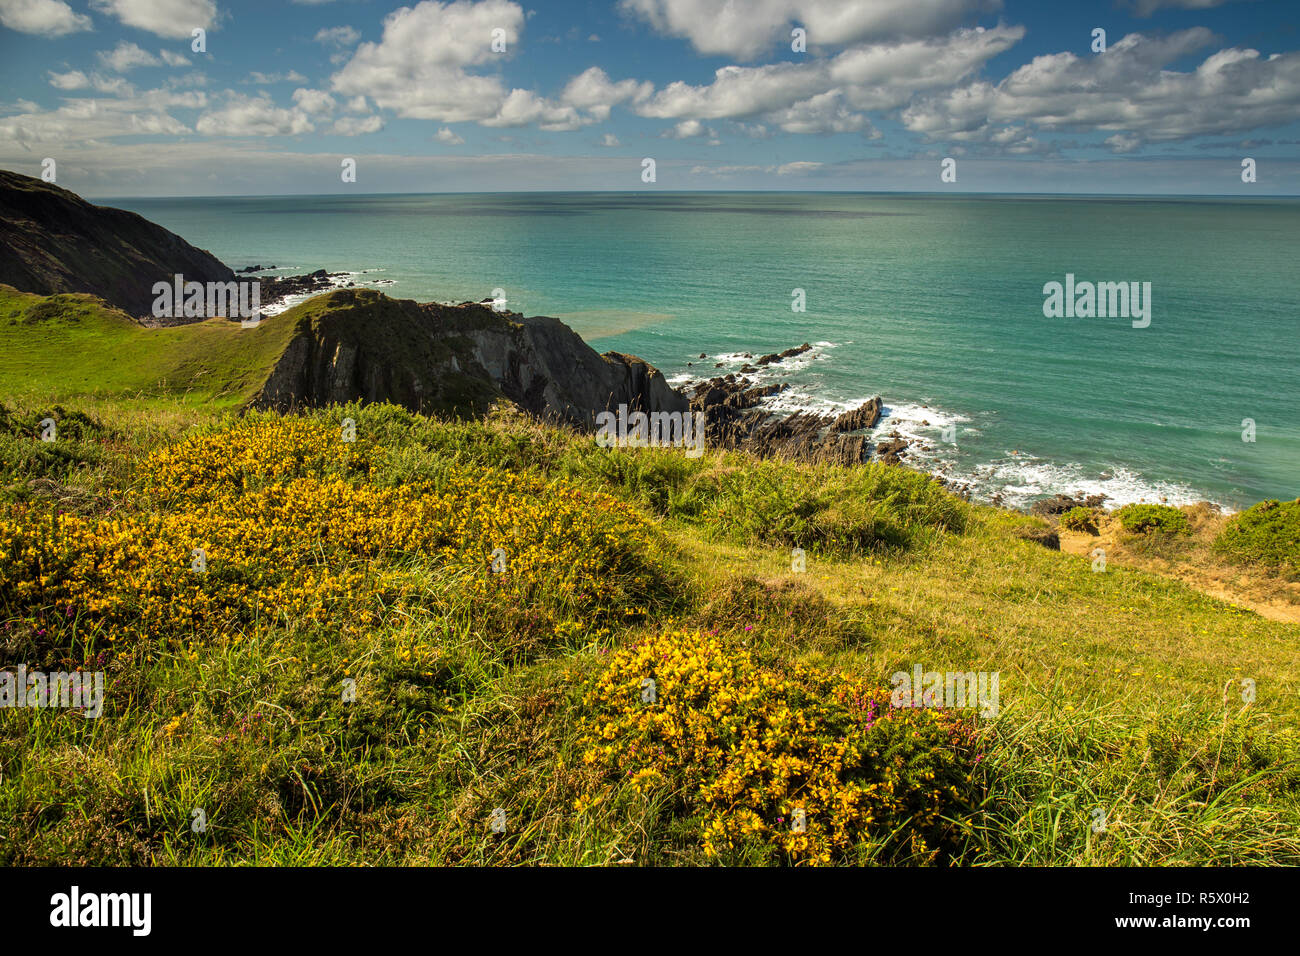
[1, 0, 1299, 196]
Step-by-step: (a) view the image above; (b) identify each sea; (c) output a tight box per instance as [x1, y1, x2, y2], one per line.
[106, 191, 1300, 511]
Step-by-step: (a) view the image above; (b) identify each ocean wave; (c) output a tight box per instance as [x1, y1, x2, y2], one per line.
[672, 346, 1224, 514]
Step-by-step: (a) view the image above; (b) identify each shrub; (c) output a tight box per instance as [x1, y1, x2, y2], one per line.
[579, 629, 983, 865]
[1215, 499, 1300, 576]
[1060, 506, 1099, 534]
[0, 403, 113, 483]
[1115, 503, 1188, 535]
[0, 418, 672, 660]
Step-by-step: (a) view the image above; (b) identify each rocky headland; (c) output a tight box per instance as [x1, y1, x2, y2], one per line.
[0, 169, 1001, 479]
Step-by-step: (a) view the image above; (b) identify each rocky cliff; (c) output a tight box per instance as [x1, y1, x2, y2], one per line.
[0, 169, 234, 317]
[255, 288, 688, 424]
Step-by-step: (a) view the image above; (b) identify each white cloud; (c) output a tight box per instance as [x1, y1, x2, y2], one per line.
[246, 71, 309, 85]
[481, 89, 583, 130]
[599, 132, 620, 146]
[99, 42, 163, 72]
[0, 85, 204, 145]
[620, 0, 1002, 60]
[560, 66, 652, 121]
[160, 49, 190, 66]
[292, 87, 337, 116]
[435, 126, 465, 144]
[762, 91, 876, 134]
[665, 118, 715, 138]
[315, 25, 360, 47]
[332, 114, 383, 135]
[48, 70, 91, 90]
[89, 0, 218, 40]
[91, 73, 136, 95]
[196, 93, 316, 137]
[902, 30, 1300, 146]
[0, 0, 92, 36]
[632, 25, 1018, 136]
[331, 0, 523, 122]
[1105, 132, 1142, 153]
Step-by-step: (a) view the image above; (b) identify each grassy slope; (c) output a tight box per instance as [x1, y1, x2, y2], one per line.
[0, 287, 1295, 865]
[0, 284, 301, 409]
[1, 396, 1297, 866]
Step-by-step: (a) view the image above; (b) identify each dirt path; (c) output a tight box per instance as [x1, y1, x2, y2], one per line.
[1058, 516, 1300, 624]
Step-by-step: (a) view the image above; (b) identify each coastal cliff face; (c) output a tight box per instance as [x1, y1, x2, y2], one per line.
[0, 170, 234, 317]
[255, 288, 688, 423]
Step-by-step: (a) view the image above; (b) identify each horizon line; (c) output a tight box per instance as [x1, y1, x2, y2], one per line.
[87, 188, 1300, 202]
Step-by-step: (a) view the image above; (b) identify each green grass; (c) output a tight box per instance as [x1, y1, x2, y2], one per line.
[0, 284, 301, 408]
[1, 397, 1298, 866]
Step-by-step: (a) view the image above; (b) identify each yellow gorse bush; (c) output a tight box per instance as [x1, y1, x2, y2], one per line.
[0, 418, 665, 643]
[581, 629, 981, 865]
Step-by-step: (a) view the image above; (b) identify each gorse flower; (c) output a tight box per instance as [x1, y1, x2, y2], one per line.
[0, 419, 665, 649]
[579, 629, 983, 865]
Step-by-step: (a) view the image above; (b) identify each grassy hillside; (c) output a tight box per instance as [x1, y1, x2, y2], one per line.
[1, 398, 1297, 866]
[0, 284, 301, 409]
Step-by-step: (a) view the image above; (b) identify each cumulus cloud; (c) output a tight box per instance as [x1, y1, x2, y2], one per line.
[0, 0, 91, 35]
[196, 92, 316, 136]
[435, 126, 465, 143]
[98, 42, 164, 72]
[48, 70, 91, 90]
[633, 25, 1019, 135]
[901, 30, 1300, 147]
[330, 0, 524, 122]
[0, 86, 205, 145]
[560, 67, 652, 121]
[620, 0, 1002, 60]
[89, 0, 218, 39]
[599, 132, 620, 146]
[292, 88, 336, 116]
[481, 89, 584, 130]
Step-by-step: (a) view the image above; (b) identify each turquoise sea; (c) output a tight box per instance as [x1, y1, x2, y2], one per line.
[109, 192, 1300, 510]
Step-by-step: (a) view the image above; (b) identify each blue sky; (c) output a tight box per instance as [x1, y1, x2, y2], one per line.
[1, 0, 1298, 195]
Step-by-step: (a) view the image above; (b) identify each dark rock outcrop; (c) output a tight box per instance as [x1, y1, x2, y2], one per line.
[255, 288, 687, 424]
[685, 366, 890, 466]
[259, 269, 346, 304]
[755, 342, 812, 366]
[832, 397, 882, 433]
[0, 170, 234, 316]
[1031, 493, 1108, 517]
